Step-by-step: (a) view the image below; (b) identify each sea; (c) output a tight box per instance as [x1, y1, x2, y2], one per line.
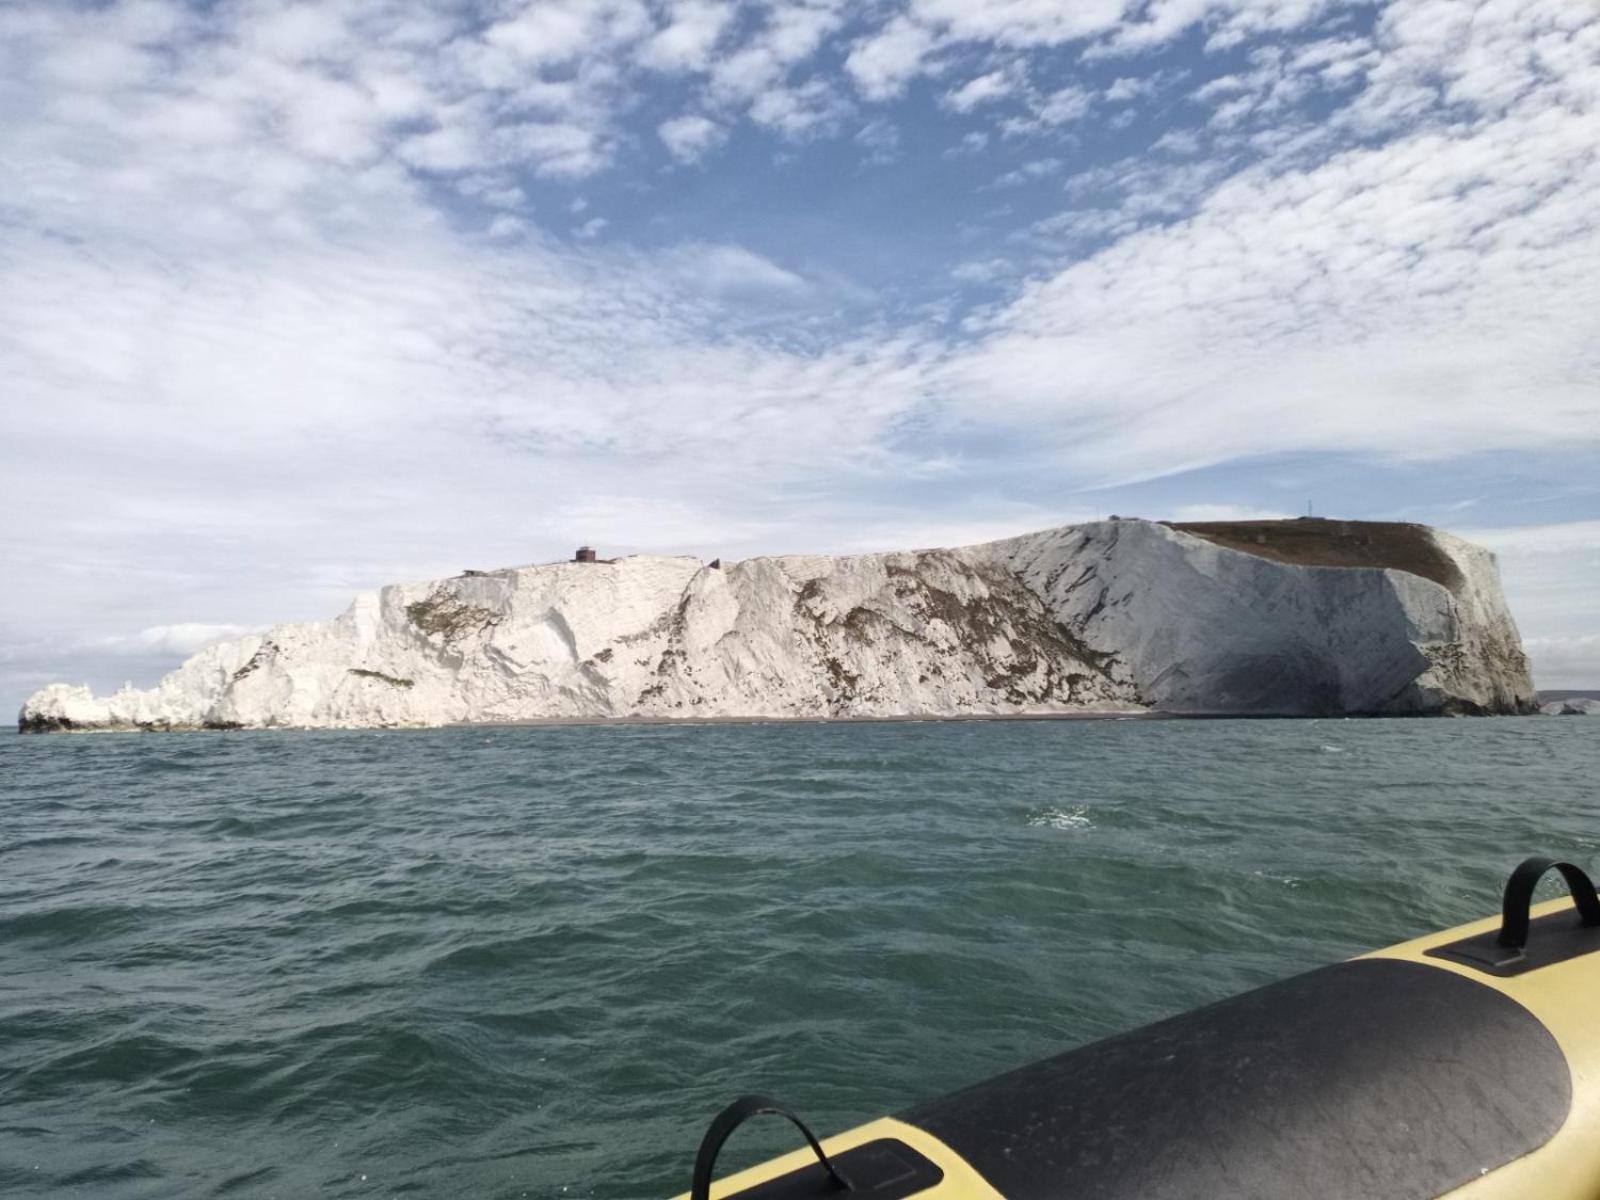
[3, 717, 1597, 1199]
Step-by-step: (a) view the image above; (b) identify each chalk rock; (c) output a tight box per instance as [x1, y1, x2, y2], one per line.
[18, 518, 1536, 730]
[997, 521, 1534, 716]
[1540, 698, 1600, 716]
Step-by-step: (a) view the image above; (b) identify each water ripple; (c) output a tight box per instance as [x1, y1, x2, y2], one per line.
[1, 717, 1595, 1198]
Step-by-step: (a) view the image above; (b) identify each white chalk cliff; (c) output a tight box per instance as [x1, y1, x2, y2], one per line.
[18, 518, 1536, 731]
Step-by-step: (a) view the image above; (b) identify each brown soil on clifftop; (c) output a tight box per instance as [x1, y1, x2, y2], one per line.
[1165, 519, 1465, 593]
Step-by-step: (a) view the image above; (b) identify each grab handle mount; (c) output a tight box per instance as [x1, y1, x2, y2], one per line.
[1429, 854, 1600, 977]
[690, 1095, 851, 1200]
[1497, 856, 1600, 950]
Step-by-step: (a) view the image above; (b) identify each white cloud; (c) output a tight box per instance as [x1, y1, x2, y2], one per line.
[947, 130, 990, 156]
[708, 2, 843, 104]
[658, 112, 727, 162]
[944, 66, 1022, 112]
[462, 178, 527, 209]
[1034, 84, 1094, 125]
[839, 0, 1339, 105]
[748, 77, 850, 137]
[660, 244, 811, 295]
[1524, 637, 1600, 691]
[989, 83, 1097, 137]
[1025, 207, 1138, 245]
[992, 157, 1063, 187]
[1112, 0, 1339, 54]
[1104, 75, 1154, 103]
[855, 116, 901, 163]
[480, 1, 639, 67]
[487, 213, 530, 238]
[129, 624, 264, 657]
[951, 258, 1014, 284]
[910, 0, 1132, 48]
[507, 121, 612, 178]
[1460, 521, 1600, 557]
[554, 494, 780, 549]
[249, 4, 350, 63]
[1190, 36, 1376, 131]
[1169, 504, 1294, 522]
[1151, 128, 1203, 156]
[943, 0, 1600, 484]
[398, 123, 488, 172]
[844, 16, 936, 101]
[637, 0, 734, 72]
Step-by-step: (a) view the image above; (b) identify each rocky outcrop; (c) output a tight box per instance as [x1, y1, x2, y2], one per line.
[1541, 699, 1600, 716]
[18, 518, 1537, 731]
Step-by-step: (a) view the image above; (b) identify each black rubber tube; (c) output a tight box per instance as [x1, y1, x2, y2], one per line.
[690, 1095, 851, 1200]
[1497, 856, 1600, 949]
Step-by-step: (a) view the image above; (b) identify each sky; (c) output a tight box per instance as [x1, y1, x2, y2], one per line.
[0, 0, 1597, 713]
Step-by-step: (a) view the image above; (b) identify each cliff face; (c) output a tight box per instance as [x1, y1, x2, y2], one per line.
[998, 521, 1534, 717]
[18, 518, 1537, 731]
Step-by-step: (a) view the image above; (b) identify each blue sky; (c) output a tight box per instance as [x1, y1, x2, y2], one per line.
[1, 0, 1597, 710]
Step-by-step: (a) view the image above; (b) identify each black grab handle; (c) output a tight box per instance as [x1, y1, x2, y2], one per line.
[690, 1095, 851, 1200]
[1498, 856, 1600, 949]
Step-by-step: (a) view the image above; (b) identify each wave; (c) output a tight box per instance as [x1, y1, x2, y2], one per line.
[1027, 806, 1093, 831]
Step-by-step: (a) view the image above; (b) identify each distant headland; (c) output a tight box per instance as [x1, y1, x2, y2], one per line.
[18, 517, 1536, 732]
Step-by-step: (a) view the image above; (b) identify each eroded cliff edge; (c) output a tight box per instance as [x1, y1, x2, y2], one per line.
[18, 518, 1536, 731]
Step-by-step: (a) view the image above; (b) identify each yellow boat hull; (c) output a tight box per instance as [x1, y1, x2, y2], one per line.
[676, 859, 1600, 1200]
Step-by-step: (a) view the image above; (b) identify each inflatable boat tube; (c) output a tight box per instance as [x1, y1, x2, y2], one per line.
[674, 856, 1600, 1200]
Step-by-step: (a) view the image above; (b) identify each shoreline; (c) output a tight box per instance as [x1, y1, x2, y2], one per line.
[16, 707, 1157, 734]
[448, 708, 1158, 728]
[18, 706, 1547, 734]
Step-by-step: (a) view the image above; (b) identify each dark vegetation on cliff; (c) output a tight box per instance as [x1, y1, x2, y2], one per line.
[1168, 519, 1465, 592]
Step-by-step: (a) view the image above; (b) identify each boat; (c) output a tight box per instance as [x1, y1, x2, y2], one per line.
[676, 856, 1600, 1199]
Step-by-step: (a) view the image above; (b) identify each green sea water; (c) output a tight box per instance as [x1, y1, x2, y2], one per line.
[2, 717, 1597, 1199]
